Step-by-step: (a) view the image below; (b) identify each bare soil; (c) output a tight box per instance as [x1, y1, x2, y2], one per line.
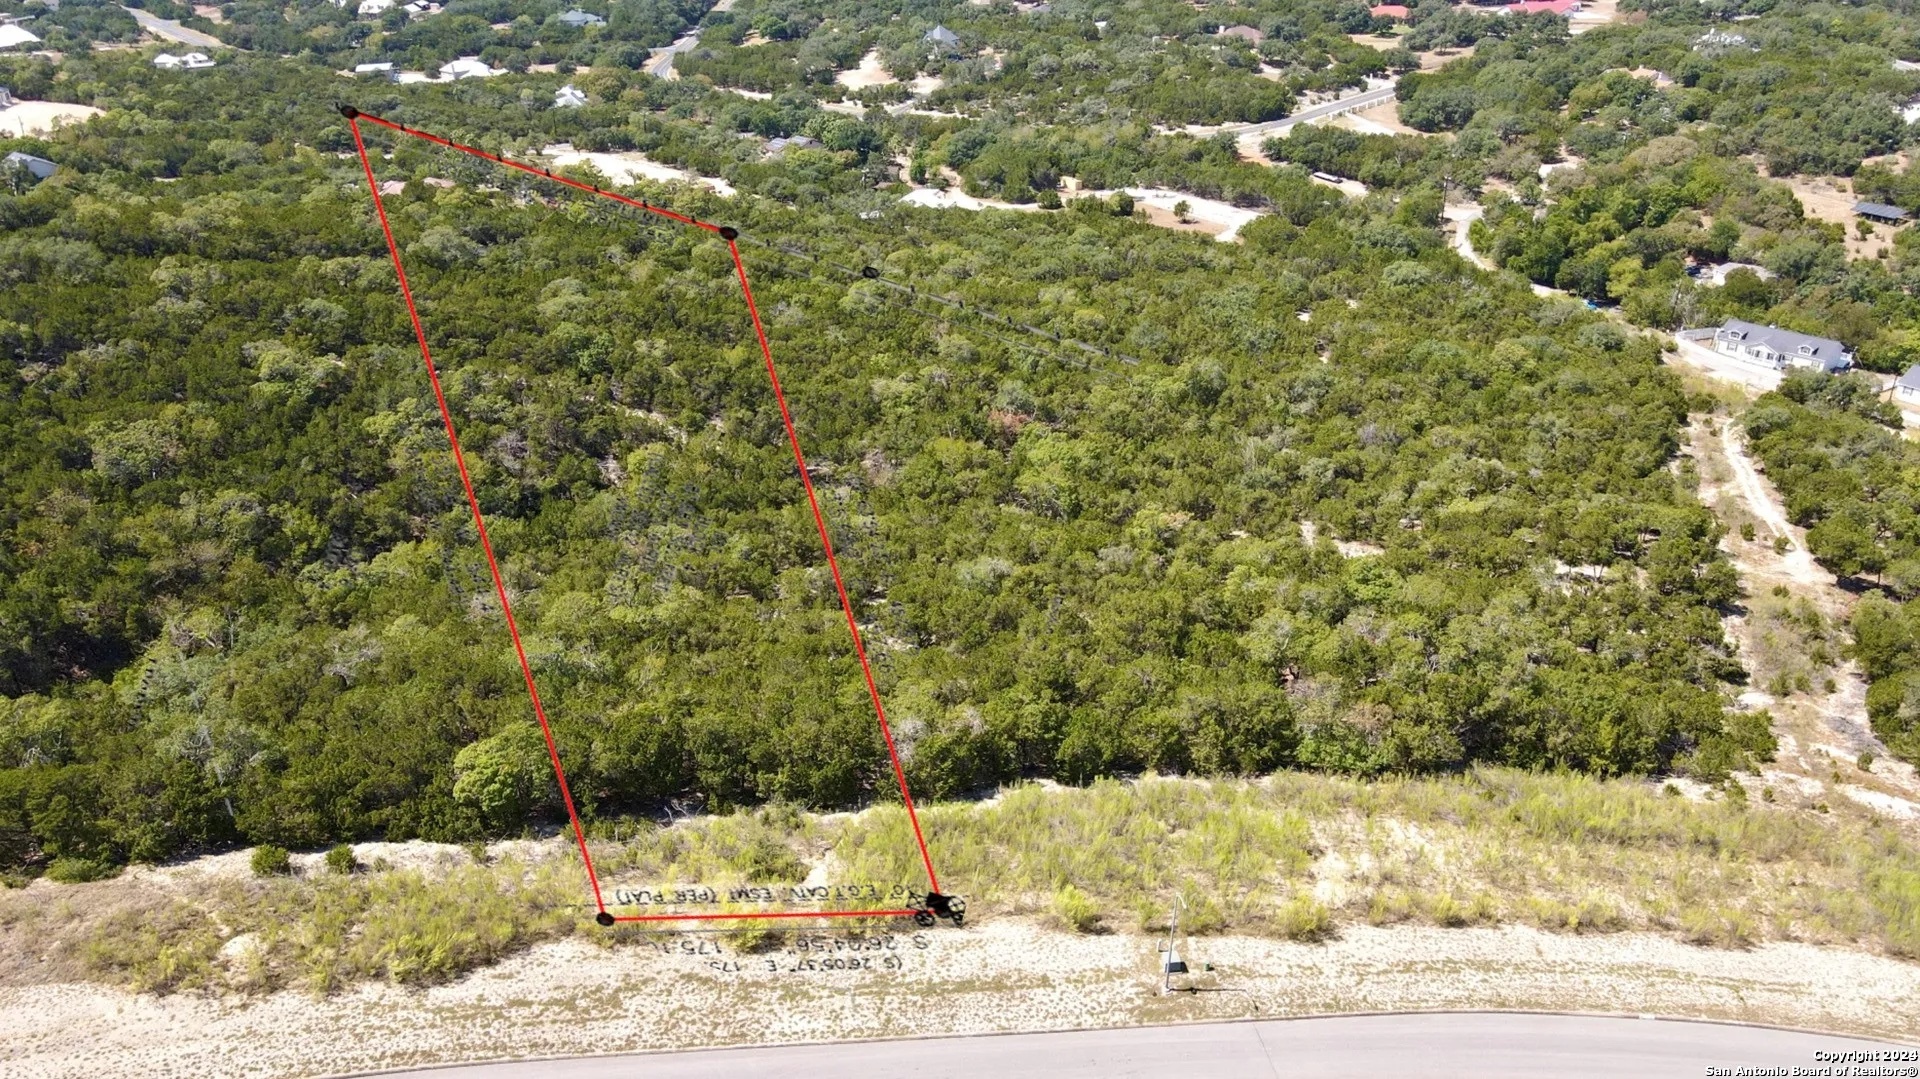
[4, 918, 1916, 1077]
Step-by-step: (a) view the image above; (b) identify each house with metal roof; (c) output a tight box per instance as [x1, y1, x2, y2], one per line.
[0, 24, 40, 50]
[767, 134, 821, 155]
[558, 9, 605, 26]
[1898, 364, 1920, 406]
[924, 24, 959, 47]
[1711, 319, 1852, 373]
[554, 83, 587, 107]
[4, 150, 55, 181]
[1855, 201, 1909, 225]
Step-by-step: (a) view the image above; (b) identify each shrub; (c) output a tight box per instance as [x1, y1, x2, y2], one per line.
[1275, 895, 1334, 940]
[1051, 884, 1102, 933]
[325, 844, 358, 875]
[251, 844, 292, 877]
[1859, 752, 1875, 772]
[45, 857, 122, 883]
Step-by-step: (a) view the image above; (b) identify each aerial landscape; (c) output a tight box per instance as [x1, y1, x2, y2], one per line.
[3, 0, 1920, 1073]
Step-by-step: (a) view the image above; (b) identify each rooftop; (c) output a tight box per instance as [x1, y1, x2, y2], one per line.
[1855, 201, 1909, 220]
[1717, 318, 1851, 371]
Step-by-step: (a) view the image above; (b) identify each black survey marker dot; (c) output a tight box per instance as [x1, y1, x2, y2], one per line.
[336, 104, 360, 119]
[861, 266, 880, 279]
[595, 911, 616, 927]
[718, 225, 740, 240]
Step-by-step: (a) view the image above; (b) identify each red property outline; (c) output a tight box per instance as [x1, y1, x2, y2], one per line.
[344, 108, 939, 925]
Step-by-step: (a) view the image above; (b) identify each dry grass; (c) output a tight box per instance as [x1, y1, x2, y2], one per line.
[6, 768, 1920, 998]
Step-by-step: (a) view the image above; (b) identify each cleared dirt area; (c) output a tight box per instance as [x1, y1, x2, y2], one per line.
[1347, 34, 1475, 72]
[540, 143, 737, 197]
[1768, 170, 1896, 260]
[0, 100, 103, 138]
[835, 48, 897, 90]
[1679, 405, 1920, 821]
[4, 917, 1918, 1077]
[1568, 0, 1625, 34]
[1331, 100, 1424, 137]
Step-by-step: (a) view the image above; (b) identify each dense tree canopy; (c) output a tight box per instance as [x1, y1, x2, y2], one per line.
[0, 39, 1780, 875]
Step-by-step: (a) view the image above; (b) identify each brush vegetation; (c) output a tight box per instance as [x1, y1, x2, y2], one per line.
[5, 768, 1918, 997]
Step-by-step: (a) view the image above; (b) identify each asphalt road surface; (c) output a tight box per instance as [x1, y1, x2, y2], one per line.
[1222, 83, 1398, 137]
[122, 5, 224, 49]
[363, 1013, 1911, 1078]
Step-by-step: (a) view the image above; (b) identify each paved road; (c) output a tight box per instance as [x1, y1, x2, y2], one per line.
[122, 5, 223, 48]
[361, 1013, 1911, 1078]
[644, 29, 700, 79]
[1223, 83, 1398, 138]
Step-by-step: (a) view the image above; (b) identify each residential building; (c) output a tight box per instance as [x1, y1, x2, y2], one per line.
[403, 0, 441, 14]
[767, 134, 821, 154]
[358, 0, 393, 15]
[4, 150, 55, 180]
[352, 61, 395, 77]
[924, 25, 959, 47]
[1217, 24, 1265, 42]
[1855, 201, 1910, 225]
[152, 52, 215, 69]
[554, 83, 587, 108]
[558, 9, 605, 26]
[1898, 365, 1920, 406]
[1711, 319, 1852, 373]
[438, 56, 500, 79]
[1695, 29, 1749, 49]
[0, 24, 40, 50]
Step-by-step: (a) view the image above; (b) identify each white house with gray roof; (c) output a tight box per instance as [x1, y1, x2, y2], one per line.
[1711, 319, 1852, 373]
[1898, 365, 1920, 405]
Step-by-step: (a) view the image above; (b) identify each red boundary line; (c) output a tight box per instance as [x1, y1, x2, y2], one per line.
[345, 109, 941, 921]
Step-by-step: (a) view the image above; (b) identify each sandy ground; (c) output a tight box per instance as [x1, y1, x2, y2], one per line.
[1679, 411, 1920, 818]
[1331, 100, 1424, 136]
[3, 917, 1916, 1077]
[0, 100, 104, 138]
[835, 49, 897, 90]
[540, 144, 736, 197]
[900, 185, 1264, 242]
[1568, 0, 1624, 34]
[1768, 171, 1894, 260]
[191, 4, 224, 22]
[1308, 173, 1368, 198]
[1091, 187, 1265, 241]
[1443, 203, 1495, 271]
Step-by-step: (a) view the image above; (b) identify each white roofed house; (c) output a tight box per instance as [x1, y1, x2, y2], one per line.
[0, 23, 41, 50]
[553, 83, 587, 107]
[1898, 365, 1920, 406]
[152, 52, 215, 69]
[4, 150, 56, 181]
[357, 0, 394, 15]
[438, 56, 502, 79]
[1711, 319, 1853, 373]
[557, 9, 605, 27]
[924, 24, 959, 48]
